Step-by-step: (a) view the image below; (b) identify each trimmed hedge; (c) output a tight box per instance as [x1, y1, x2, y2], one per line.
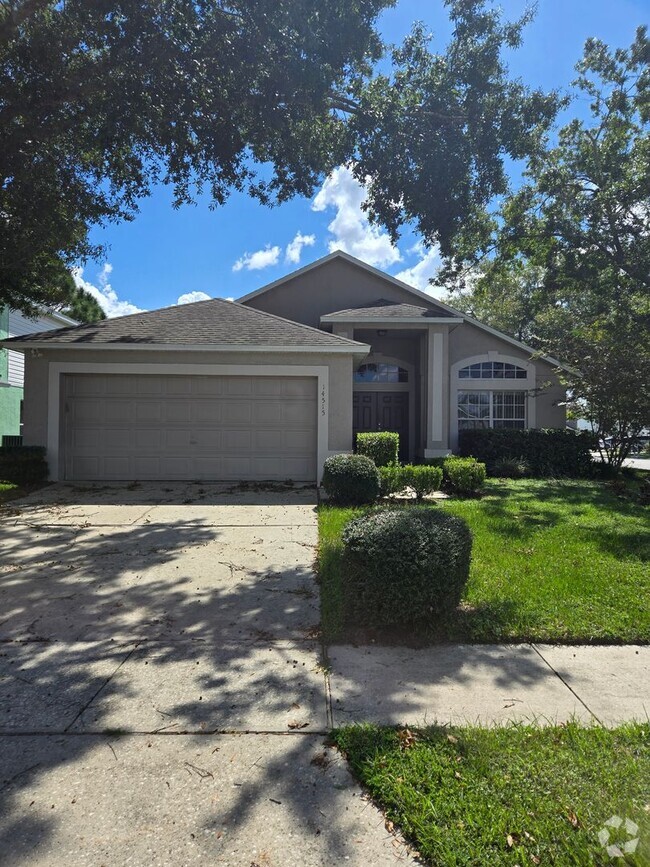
[355, 431, 399, 467]
[490, 456, 531, 478]
[443, 456, 486, 495]
[322, 454, 380, 505]
[400, 464, 443, 500]
[342, 507, 472, 628]
[0, 446, 48, 484]
[379, 463, 402, 497]
[458, 428, 595, 477]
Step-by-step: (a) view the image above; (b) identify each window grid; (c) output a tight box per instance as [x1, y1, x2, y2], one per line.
[458, 361, 527, 380]
[355, 362, 408, 383]
[458, 390, 526, 430]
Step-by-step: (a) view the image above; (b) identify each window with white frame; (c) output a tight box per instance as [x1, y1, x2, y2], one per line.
[458, 390, 527, 429]
[458, 361, 527, 379]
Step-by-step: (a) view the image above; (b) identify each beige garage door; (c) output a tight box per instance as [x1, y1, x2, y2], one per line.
[62, 373, 318, 481]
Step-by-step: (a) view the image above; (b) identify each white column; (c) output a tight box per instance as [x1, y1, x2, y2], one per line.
[425, 327, 450, 457]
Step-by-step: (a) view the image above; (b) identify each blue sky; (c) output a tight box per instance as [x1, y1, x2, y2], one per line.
[75, 0, 647, 316]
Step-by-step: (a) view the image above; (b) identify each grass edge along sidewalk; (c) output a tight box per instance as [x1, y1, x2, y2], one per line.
[333, 721, 650, 867]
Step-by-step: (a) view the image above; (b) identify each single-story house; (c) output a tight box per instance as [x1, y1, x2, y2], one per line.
[2, 251, 566, 482]
[0, 306, 77, 444]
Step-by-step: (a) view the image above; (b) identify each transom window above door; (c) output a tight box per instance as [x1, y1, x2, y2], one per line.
[355, 362, 409, 383]
[458, 361, 527, 379]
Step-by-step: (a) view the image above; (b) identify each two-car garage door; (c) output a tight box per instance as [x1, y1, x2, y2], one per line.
[62, 373, 318, 481]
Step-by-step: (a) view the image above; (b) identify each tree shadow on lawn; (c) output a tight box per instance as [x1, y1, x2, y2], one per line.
[466, 478, 646, 545]
[0, 484, 572, 864]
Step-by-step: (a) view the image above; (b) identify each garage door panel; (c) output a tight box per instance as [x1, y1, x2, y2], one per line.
[63, 374, 317, 481]
[102, 401, 133, 423]
[283, 403, 316, 424]
[255, 379, 283, 396]
[71, 400, 103, 423]
[195, 378, 224, 396]
[103, 376, 136, 396]
[164, 401, 191, 422]
[254, 403, 283, 424]
[165, 376, 191, 395]
[135, 428, 162, 449]
[283, 379, 316, 398]
[163, 429, 193, 449]
[226, 379, 253, 396]
[221, 429, 251, 450]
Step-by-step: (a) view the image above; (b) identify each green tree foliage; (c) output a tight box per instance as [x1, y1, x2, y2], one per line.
[55, 279, 107, 324]
[1, 0, 560, 315]
[0, 0, 390, 313]
[350, 2, 560, 258]
[445, 29, 650, 468]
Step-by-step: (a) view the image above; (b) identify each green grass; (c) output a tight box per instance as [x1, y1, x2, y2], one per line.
[0, 479, 47, 506]
[0, 481, 20, 503]
[317, 478, 650, 643]
[333, 722, 650, 867]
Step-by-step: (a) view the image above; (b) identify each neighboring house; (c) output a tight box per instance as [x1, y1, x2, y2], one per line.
[0, 306, 77, 444]
[2, 251, 566, 482]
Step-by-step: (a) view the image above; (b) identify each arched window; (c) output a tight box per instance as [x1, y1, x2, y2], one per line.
[355, 362, 409, 383]
[458, 361, 527, 380]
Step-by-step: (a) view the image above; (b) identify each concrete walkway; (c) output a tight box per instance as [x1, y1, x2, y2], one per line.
[0, 483, 648, 866]
[328, 643, 649, 728]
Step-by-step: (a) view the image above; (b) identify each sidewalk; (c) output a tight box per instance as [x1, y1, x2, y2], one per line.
[327, 643, 649, 727]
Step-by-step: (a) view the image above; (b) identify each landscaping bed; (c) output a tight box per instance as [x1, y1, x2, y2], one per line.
[318, 477, 650, 644]
[333, 722, 650, 867]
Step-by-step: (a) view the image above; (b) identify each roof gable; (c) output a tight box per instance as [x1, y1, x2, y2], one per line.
[241, 251, 568, 369]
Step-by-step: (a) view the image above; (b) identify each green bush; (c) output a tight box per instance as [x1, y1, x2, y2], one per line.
[378, 463, 403, 497]
[0, 446, 48, 484]
[490, 456, 530, 478]
[322, 454, 380, 505]
[355, 431, 399, 467]
[400, 464, 443, 500]
[342, 507, 472, 628]
[443, 456, 486, 495]
[458, 428, 595, 477]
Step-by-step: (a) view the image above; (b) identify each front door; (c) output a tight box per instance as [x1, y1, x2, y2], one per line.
[353, 392, 409, 461]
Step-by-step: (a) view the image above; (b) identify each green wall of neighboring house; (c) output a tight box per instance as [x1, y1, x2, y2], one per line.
[0, 307, 23, 439]
[0, 385, 22, 438]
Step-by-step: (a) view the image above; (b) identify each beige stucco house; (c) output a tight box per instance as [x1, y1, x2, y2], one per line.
[3, 251, 565, 482]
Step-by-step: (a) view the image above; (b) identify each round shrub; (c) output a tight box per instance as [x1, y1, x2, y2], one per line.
[342, 507, 472, 628]
[322, 454, 380, 505]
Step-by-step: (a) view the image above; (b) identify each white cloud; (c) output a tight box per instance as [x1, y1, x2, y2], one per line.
[312, 166, 401, 269]
[72, 263, 144, 318]
[176, 291, 211, 305]
[285, 231, 316, 265]
[232, 245, 281, 272]
[394, 243, 443, 295]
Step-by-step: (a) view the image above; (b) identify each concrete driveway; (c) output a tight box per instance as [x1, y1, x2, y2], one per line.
[0, 483, 414, 867]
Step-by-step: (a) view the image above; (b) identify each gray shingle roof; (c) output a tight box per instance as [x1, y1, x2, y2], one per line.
[322, 299, 456, 319]
[5, 297, 366, 348]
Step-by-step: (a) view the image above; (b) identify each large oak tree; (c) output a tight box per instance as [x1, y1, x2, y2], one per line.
[1, 0, 559, 315]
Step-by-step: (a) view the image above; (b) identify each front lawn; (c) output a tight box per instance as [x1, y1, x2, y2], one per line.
[333, 722, 650, 867]
[318, 478, 649, 643]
